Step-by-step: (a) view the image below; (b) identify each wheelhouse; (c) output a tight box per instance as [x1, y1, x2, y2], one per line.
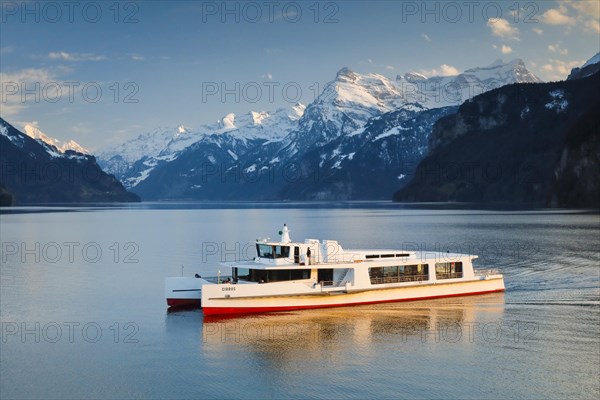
[255, 244, 291, 259]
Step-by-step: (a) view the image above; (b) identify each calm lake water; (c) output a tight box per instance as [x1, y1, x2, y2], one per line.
[1, 204, 599, 399]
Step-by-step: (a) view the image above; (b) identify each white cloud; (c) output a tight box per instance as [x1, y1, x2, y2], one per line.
[532, 27, 544, 35]
[261, 73, 273, 80]
[584, 19, 600, 33]
[548, 44, 568, 55]
[419, 64, 460, 77]
[542, 6, 575, 25]
[541, 2, 599, 33]
[421, 33, 432, 42]
[0, 68, 58, 118]
[48, 51, 107, 62]
[487, 18, 520, 40]
[566, 0, 600, 15]
[0, 68, 55, 85]
[130, 54, 145, 61]
[385, 65, 395, 70]
[501, 45, 513, 54]
[540, 58, 584, 81]
[0, 103, 27, 117]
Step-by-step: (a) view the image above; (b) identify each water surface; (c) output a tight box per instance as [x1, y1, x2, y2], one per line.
[1, 204, 598, 399]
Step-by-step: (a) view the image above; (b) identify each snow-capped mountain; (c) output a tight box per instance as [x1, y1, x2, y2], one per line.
[277, 104, 459, 200]
[298, 68, 406, 138]
[214, 104, 305, 140]
[567, 52, 600, 80]
[395, 67, 599, 207]
[97, 124, 211, 178]
[0, 117, 138, 204]
[281, 59, 541, 153]
[396, 58, 542, 108]
[581, 52, 600, 69]
[23, 124, 89, 154]
[99, 58, 542, 200]
[97, 104, 305, 188]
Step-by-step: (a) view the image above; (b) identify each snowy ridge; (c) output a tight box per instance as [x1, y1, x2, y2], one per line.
[98, 104, 305, 186]
[23, 124, 90, 154]
[0, 122, 25, 148]
[1, 119, 89, 161]
[98, 59, 542, 195]
[297, 59, 540, 143]
[299, 68, 406, 136]
[396, 58, 542, 108]
[582, 52, 600, 69]
[567, 52, 600, 80]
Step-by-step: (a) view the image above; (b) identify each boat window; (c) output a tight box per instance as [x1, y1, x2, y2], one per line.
[250, 269, 268, 283]
[257, 244, 274, 258]
[368, 264, 429, 284]
[267, 269, 310, 281]
[366, 254, 379, 259]
[381, 254, 395, 258]
[435, 262, 463, 279]
[290, 269, 311, 280]
[396, 254, 410, 257]
[274, 245, 290, 259]
[233, 268, 250, 280]
[256, 244, 291, 259]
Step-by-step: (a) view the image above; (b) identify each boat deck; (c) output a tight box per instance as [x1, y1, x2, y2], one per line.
[221, 251, 477, 270]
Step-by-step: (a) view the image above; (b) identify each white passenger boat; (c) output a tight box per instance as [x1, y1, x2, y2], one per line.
[165, 224, 505, 315]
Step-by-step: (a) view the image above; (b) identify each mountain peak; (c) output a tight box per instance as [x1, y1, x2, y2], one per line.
[567, 52, 600, 80]
[402, 71, 428, 83]
[582, 52, 600, 69]
[336, 67, 357, 80]
[484, 58, 524, 69]
[23, 123, 89, 154]
[463, 58, 541, 83]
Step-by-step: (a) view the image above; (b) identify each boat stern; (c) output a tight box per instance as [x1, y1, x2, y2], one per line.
[165, 277, 207, 307]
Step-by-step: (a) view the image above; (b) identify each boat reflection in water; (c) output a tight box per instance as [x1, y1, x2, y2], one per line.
[198, 293, 506, 354]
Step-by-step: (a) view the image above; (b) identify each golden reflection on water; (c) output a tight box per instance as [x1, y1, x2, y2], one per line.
[200, 293, 506, 354]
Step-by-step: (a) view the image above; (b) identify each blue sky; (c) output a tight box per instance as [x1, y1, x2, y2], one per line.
[1, 0, 598, 150]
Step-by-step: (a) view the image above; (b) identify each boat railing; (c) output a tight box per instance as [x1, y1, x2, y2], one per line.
[368, 274, 429, 285]
[203, 276, 233, 284]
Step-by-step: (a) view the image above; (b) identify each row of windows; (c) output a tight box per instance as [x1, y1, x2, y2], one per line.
[365, 253, 410, 259]
[368, 262, 464, 284]
[369, 264, 430, 284]
[234, 267, 310, 283]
